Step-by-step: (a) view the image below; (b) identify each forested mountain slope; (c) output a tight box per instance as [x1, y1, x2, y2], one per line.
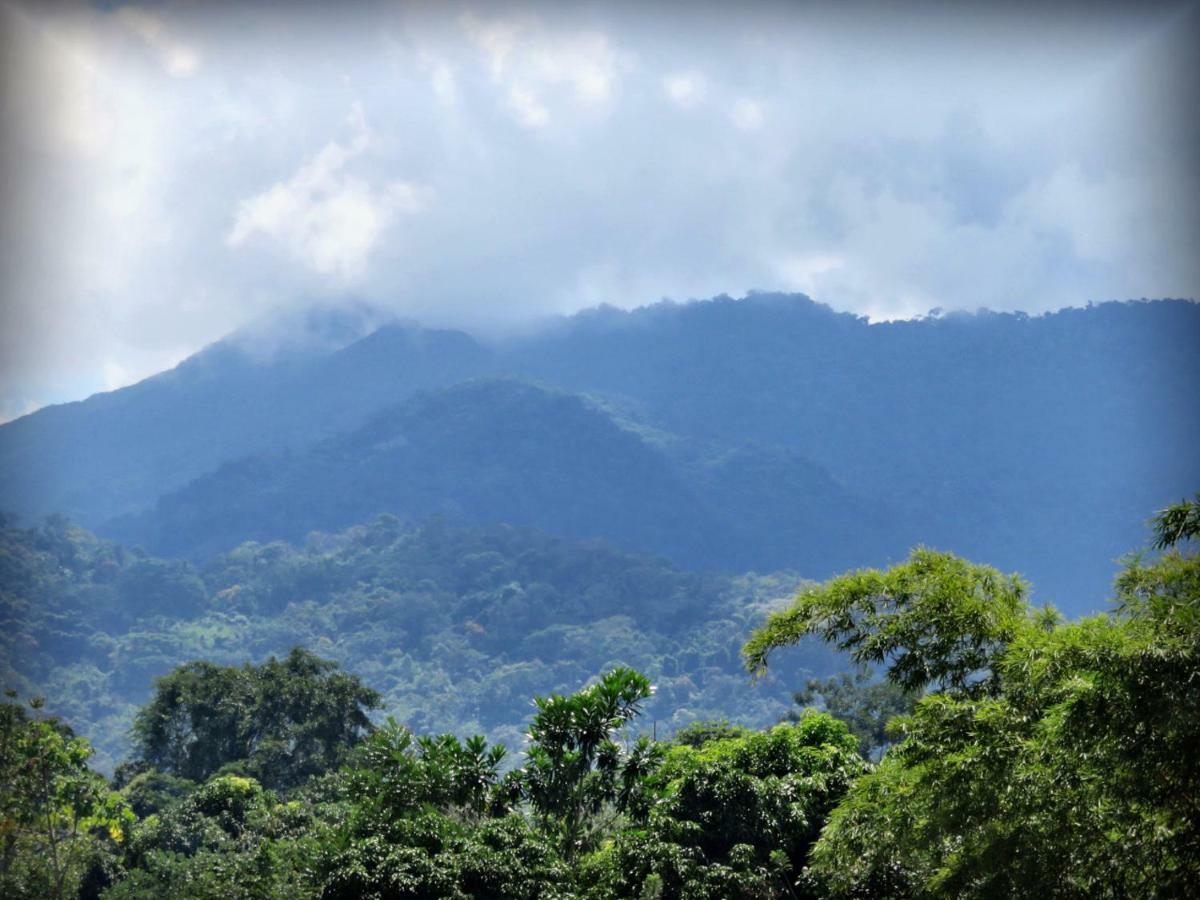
[510, 296, 1200, 586]
[2, 294, 1197, 612]
[0, 514, 831, 771]
[106, 378, 885, 575]
[0, 319, 491, 525]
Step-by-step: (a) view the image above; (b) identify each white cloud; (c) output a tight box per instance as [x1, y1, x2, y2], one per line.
[227, 105, 425, 280]
[775, 254, 845, 293]
[460, 11, 620, 127]
[1009, 163, 1136, 263]
[0, 398, 40, 426]
[1, 0, 1196, 416]
[429, 59, 459, 106]
[412, 44, 460, 108]
[545, 33, 617, 102]
[459, 11, 521, 81]
[102, 359, 131, 391]
[116, 7, 200, 77]
[663, 72, 704, 108]
[731, 98, 764, 130]
[506, 86, 550, 127]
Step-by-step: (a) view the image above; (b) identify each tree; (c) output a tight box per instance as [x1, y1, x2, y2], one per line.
[743, 548, 1029, 696]
[788, 668, 918, 759]
[668, 719, 749, 749]
[520, 667, 656, 860]
[131, 648, 380, 790]
[1151, 493, 1200, 549]
[318, 811, 571, 900]
[108, 773, 321, 900]
[341, 721, 510, 825]
[580, 712, 868, 899]
[744, 510, 1200, 897]
[0, 695, 131, 900]
[320, 719, 569, 899]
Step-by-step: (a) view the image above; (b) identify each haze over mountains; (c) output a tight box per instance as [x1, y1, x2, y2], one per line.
[2, 292, 1198, 614]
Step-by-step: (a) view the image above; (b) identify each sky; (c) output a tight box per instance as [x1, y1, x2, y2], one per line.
[1, 0, 1198, 422]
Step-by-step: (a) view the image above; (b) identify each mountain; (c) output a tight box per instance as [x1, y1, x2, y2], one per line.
[506, 295, 1200, 605]
[104, 378, 884, 575]
[0, 320, 491, 525]
[0, 515, 833, 771]
[2, 293, 1197, 612]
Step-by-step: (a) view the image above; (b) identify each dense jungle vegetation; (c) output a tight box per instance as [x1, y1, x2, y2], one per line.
[0, 513, 831, 772]
[2, 497, 1196, 898]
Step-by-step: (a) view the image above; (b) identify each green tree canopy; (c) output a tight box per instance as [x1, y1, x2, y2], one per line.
[743, 548, 1029, 695]
[131, 648, 380, 790]
[580, 711, 867, 899]
[520, 667, 656, 860]
[0, 695, 131, 900]
[789, 667, 918, 759]
[745, 504, 1200, 897]
[1151, 492, 1200, 549]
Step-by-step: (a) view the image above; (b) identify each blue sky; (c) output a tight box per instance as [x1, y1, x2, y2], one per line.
[1, 0, 1197, 421]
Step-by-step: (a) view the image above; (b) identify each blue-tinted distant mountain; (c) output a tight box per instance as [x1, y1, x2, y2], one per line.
[508, 295, 1200, 606]
[0, 319, 492, 524]
[2, 294, 1197, 613]
[106, 378, 885, 577]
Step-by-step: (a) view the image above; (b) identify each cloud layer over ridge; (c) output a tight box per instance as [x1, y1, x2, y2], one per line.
[1, 0, 1197, 419]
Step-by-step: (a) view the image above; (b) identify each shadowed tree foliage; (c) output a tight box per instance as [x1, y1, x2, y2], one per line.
[579, 711, 868, 899]
[315, 670, 659, 899]
[788, 668, 918, 759]
[521, 667, 657, 860]
[105, 773, 322, 900]
[131, 648, 379, 790]
[319, 718, 570, 900]
[1152, 493, 1200, 549]
[341, 721, 510, 825]
[3, 499, 1197, 898]
[0, 514, 822, 773]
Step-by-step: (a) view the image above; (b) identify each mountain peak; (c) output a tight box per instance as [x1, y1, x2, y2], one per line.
[223, 300, 400, 363]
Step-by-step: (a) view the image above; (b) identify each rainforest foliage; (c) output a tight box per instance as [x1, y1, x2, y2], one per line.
[0, 514, 830, 771]
[1, 498, 1196, 898]
[747, 495, 1200, 896]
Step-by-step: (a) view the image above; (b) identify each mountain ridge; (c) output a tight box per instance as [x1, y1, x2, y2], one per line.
[2, 293, 1197, 613]
[103, 377, 880, 575]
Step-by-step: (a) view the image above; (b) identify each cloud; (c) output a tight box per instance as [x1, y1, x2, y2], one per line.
[663, 72, 704, 108]
[731, 98, 764, 131]
[774, 254, 845, 293]
[460, 10, 620, 127]
[1, 0, 1196, 416]
[0, 398, 40, 426]
[458, 11, 521, 80]
[506, 86, 550, 127]
[227, 105, 425, 280]
[116, 7, 200, 77]
[418, 52, 459, 106]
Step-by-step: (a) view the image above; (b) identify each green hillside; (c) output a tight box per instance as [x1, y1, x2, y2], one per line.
[106, 378, 883, 576]
[3, 498, 1195, 899]
[1, 513, 835, 772]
